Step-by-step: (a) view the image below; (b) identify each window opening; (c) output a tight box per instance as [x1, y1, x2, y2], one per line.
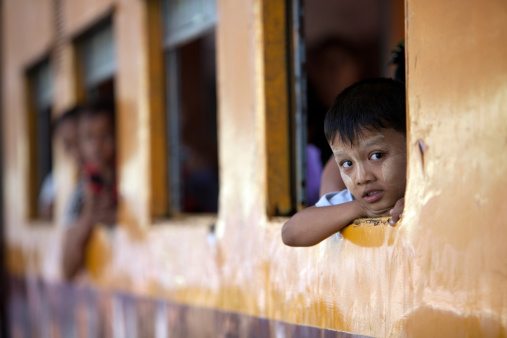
[27, 58, 54, 220]
[288, 0, 307, 211]
[75, 19, 117, 174]
[296, 0, 404, 207]
[73, 20, 117, 224]
[79, 20, 116, 100]
[163, 0, 219, 214]
[162, 0, 216, 48]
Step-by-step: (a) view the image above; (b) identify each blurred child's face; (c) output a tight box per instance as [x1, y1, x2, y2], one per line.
[79, 113, 115, 172]
[331, 128, 406, 215]
[57, 119, 80, 164]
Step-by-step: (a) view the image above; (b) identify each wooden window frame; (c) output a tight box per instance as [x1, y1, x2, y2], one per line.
[25, 57, 54, 222]
[146, 0, 169, 219]
[150, 0, 219, 218]
[263, 0, 405, 217]
[263, 0, 306, 217]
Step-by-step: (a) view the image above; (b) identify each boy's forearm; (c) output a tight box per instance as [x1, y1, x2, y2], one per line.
[62, 215, 93, 279]
[281, 201, 363, 247]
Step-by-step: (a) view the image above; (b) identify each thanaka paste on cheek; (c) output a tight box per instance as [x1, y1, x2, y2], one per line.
[381, 154, 407, 183]
[340, 171, 353, 190]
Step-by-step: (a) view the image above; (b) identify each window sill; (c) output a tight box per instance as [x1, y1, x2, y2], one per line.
[340, 216, 395, 248]
[268, 216, 395, 248]
[151, 214, 217, 228]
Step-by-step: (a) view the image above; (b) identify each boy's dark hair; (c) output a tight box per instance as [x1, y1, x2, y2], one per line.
[79, 99, 115, 125]
[324, 78, 406, 145]
[53, 106, 79, 136]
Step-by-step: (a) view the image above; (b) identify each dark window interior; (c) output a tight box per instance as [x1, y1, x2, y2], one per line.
[86, 77, 115, 103]
[35, 105, 53, 195]
[299, 0, 404, 206]
[167, 30, 219, 214]
[28, 59, 53, 220]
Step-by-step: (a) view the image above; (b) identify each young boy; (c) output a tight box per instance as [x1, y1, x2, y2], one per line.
[282, 78, 406, 247]
[38, 107, 81, 220]
[62, 100, 117, 279]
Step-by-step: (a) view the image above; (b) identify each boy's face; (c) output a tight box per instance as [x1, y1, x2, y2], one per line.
[331, 128, 406, 216]
[57, 119, 80, 164]
[79, 112, 115, 172]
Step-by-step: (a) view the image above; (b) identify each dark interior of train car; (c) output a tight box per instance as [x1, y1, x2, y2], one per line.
[290, 0, 404, 208]
[166, 30, 219, 214]
[26, 59, 54, 221]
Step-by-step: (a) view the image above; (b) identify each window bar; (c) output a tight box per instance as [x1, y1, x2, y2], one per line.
[166, 50, 182, 214]
[291, 0, 307, 209]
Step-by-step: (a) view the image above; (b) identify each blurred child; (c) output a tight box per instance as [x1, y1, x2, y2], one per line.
[282, 78, 406, 247]
[38, 107, 81, 220]
[62, 101, 116, 279]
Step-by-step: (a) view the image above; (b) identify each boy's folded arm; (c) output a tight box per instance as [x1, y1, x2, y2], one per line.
[62, 213, 94, 279]
[281, 201, 364, 247]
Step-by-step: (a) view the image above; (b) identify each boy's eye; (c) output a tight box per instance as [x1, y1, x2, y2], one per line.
[341, 160, 353, 168]
[370, 153, 384, 160]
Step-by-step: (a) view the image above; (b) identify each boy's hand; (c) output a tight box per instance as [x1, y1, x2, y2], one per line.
[389, 197, 404, 226]
[92, 191, 117, 224]
[357, 202, 392, 219]
[83, 184, 117, 225]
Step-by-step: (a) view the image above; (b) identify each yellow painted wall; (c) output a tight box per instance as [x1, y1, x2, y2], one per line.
[2, 0, 507, 336]
[400, 0, 507, 335]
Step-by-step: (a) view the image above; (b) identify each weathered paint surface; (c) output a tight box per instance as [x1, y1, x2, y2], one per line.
[2, 0, 507, 337]
[400, 0, 507, 335]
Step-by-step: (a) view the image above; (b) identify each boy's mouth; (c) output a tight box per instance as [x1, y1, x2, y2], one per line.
[362, 190, 384, 203]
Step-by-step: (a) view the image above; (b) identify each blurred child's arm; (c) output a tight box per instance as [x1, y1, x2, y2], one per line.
[282, 200, 364, 247]
[62, 187, 116, 279]
[62, 212, 94, 279]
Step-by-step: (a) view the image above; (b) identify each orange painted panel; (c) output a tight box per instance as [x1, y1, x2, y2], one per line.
[3, 0, 507, 337]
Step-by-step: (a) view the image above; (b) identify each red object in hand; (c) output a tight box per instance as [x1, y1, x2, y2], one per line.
[83, 163, 117, 203]
[83, 163, 104, 195]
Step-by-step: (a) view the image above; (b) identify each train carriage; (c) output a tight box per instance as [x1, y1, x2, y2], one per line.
[1, 0, 507, 337]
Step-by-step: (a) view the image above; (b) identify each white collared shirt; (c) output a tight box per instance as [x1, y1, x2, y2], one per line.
[315, 190, 355, 207]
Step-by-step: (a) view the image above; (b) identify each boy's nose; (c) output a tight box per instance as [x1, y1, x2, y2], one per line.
[354, 164, 375, 185]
